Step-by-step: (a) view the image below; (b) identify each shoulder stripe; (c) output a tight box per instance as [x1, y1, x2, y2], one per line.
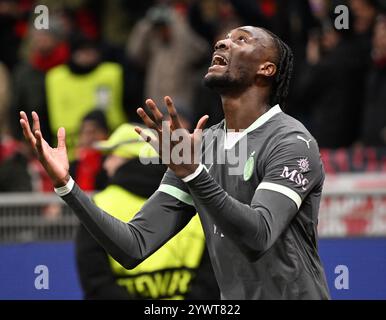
[158, 184, 194, 206]
[256, 182, 302, 209]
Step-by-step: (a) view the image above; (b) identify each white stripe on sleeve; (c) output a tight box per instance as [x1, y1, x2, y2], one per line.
[256, 182, 302, 209]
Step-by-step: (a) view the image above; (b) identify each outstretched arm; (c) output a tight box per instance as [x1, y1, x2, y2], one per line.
[19, 112, 196, 269]
[63, 182, 195, 269]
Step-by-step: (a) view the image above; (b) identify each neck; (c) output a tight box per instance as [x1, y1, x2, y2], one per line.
[221, 87, 270, 131]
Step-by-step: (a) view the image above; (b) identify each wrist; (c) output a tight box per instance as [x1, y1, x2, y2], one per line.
[54, 176, 75, 196]
[53, 173, 70, 189]
[181, 164, 205, 182]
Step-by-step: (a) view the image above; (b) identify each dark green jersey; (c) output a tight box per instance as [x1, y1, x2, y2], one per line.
[60, 105, 330, 299]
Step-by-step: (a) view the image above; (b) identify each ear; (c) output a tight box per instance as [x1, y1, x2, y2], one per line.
[256, 62, 277, 78]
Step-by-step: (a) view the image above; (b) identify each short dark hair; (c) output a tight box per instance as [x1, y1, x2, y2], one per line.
[82, 109, 109, 133]
[262, 29, 294, 109]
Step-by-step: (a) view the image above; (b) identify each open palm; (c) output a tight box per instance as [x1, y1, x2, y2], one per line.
[135, 96, 208, 179]
[20, 111, 70, 188]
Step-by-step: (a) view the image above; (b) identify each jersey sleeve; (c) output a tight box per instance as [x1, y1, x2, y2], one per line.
[257, 133, 324, 209]
[61, 171, 196, 270]
[182, 133, 324, 256]
[157, 168, 195, 207]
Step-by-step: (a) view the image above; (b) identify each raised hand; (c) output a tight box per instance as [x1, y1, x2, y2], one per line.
[135, 96, 209, 179]
[19, 111, 70, 188]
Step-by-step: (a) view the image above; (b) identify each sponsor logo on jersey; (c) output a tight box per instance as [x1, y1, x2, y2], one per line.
[297, 157, 310, 173]
[243, 151, 255, 181]
[280, 166, 309, 190]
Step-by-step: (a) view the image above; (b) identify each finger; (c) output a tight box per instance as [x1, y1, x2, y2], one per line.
[195, 115, 209, 131]
[145, 99, 164, 127]
[137, 107, 161, 132]
[34, 129, 44, 155]
[193, 115, 209, 147]
[134, 126, 151, 143]
[19, 111, 36, 145]
[20, 111, 29, 123]
[57, 127, 67, 150]
[134, 126, 159, 152]
[164, 96, 182, 130]
[192, 116, 208, 164]
[32, 111, 41, 134]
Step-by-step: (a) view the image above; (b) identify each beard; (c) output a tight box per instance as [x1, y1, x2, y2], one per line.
[203, 67, 252, 94]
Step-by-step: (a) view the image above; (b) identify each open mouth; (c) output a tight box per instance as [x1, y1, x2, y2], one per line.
[211, 55, 228, 67]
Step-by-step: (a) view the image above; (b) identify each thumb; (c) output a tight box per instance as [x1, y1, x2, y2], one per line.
[194, 115, 209, 139]
[57, 127, 67, 150]
[192, 115, 209, 163]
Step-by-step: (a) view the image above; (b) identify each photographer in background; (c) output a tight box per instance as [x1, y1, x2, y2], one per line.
[127, 3, 209, 128]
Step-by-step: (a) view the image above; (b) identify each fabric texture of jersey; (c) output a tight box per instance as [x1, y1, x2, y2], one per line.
[159, 105, 330, 299]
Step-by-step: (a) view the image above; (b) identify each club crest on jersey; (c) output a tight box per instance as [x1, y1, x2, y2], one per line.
[243, 151, 255, 181]
[280, 166, 309, 190]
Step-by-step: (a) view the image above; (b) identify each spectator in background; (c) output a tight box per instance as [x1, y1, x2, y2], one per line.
[46, 0, 150, 114]
[292, 11, 370, 148]
[361, 14, 386, 146]
[348, 0, 378, 69]
[188, 0, 241, 45]
[0, 139, 52, 193]
[0, 60, 14, 166]
[69, 110, 109, 192]
[1, 31, 58, 193]
[0, 62, 10, 138]
[0, 134, 62, 222]
[0, 0, 32, 71]
[76, 123, 219, 300]
[127, 3, 209, 128]
[349, 0, 378, 35]
[45, 34, 127, 159]
[9, 22, 70, 145]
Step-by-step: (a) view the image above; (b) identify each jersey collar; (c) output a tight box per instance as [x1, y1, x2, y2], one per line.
[224, 104, 282, 150]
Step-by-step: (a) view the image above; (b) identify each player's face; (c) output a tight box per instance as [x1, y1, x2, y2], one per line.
[204, 26, 274, 92]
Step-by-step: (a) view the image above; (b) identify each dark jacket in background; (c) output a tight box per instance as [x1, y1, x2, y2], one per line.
[361, 63, 386, 146]
[293, 36, 370, 148]
[9, 63, 52, 144]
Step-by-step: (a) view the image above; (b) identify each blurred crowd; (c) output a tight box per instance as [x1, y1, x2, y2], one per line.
[0, 0, 386, 194]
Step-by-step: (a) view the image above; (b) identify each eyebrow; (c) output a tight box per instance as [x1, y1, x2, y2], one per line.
[238, 28, 254, 35]
[226, 29, 253, 39]
[226, 28, 269, 48]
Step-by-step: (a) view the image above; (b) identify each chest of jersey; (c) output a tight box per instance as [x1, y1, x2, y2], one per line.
[202, 132, 265, 205]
